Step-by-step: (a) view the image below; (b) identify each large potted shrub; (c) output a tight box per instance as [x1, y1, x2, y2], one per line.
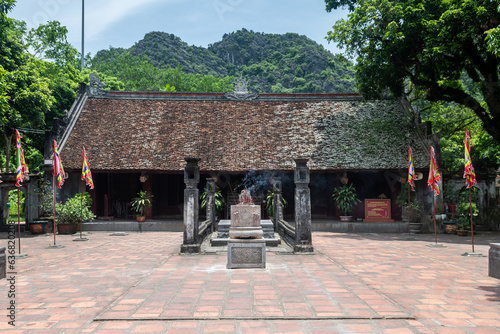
[332, 183, 361, 222]
[264, 189, 288, 218]
[200, 185, 226, 220]
[456, 201, 478, 236]
[130, 191, 153, 222]
[56, 193, 95, 234]
[396, 183, 424, 232]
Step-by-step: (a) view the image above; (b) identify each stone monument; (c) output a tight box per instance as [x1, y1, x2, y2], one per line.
[489, 243, 500, 279]
[227, 189, 266, 269]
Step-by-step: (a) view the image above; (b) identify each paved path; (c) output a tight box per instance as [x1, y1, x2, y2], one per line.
[1, 231, 499, 333]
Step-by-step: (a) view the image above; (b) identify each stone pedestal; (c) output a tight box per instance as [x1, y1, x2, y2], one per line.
[0, 247, 5, 279]
[229, 205, 263, 239]
[489, 243, 500, 279]
[227, 204, 266, 269]
[227, 239, 266, 269]
[211, 220, 279, 246]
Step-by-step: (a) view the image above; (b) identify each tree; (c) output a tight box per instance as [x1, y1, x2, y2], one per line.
[0, 2, 54, 172]
[325, 0, 500, 144]
[26, 20, 78, 67]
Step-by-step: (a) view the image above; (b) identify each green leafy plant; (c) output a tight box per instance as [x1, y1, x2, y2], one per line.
[457, 201, 478, 231]
[396, 183, 423, 223]
[264, 189, 288, 217]
[37, 176, 53, 217]
[200, 186, 225, 213]
[332, 183, 361, 216]
[56, 192, 95, 225]
[130, 191, 153, 217]
[443, 182, 461, 205]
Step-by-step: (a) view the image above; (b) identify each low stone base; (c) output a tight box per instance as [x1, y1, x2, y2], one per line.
[227, 239, 266, 269]
[294, 243, 314, 253]
[489, 243, 500, 279]
[212, 220, 280, 247]
[0, 247, 5, 279]
[180, 244, 200, 254]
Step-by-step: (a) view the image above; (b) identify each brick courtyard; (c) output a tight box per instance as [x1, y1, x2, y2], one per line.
[1, 230, 499, 333]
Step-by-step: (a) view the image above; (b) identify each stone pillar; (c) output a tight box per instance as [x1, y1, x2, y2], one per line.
[26, 174, 39, 223]
[0, 247, 5, 279]
[181, 158, 201, 254]
[206, 178, 216, 227]
[489, 243, 500, 279]
[142, 174, 153, 219]
[273, 178, 283, 229]
[294, 158, 314, 253]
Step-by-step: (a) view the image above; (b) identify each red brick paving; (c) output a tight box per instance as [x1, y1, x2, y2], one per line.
[0, 231, 499, 333]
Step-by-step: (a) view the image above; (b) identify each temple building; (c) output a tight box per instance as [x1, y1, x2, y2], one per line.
[44, 75, 432, 229]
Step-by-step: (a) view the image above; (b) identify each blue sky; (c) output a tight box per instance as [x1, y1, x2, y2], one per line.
[10, 0, 349, 57]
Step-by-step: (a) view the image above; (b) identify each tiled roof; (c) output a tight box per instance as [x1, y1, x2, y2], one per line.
[61, 91, 430, 172]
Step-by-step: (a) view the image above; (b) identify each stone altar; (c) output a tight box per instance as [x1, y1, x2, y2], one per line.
[229, 205, 263, 239]
[227, 191, 266, 269]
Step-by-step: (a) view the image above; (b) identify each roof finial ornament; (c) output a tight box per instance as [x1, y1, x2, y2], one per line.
[88, 73, 107, 96]
[224, 75, 259, 100]
[234, 75, 249, 94]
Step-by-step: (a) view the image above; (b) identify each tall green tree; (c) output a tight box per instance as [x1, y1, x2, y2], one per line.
[0, 1, 54, 172]
[26, 20, 78, 67]
[325, 0, 500, 144]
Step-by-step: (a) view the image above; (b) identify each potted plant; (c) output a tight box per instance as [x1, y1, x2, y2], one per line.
[443, 182, 460, 213]
[200, 185, 226, 220]
[264, 189, 288, 218]
[130, 191, 153, 222]
[396, 183, 424, 232]
[456, 201, 478, 236]
[332, 183, 361, 222]
[56, 192, 96, 234]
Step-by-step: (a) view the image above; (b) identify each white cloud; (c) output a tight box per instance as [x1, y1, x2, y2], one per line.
[84, 0, 171, 41]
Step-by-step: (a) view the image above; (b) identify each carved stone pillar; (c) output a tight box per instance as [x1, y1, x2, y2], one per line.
[181, 158, 200, 254]
[141, 174, 153, 219]
[206, 178, 216, 227]
[294, 158, 314, 253]
[272, 178, 283, 229]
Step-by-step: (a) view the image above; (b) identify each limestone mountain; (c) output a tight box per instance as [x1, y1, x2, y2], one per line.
[92, 29, 356, 93]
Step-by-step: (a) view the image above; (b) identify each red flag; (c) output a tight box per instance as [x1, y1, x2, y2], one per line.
[16, 129, 28, 187]
[408, 146, 416, 191]
[464, 129, 476, 188]
[54, 140, 65, 189]
[427, 146, 441, 196]
[81, 147, 94, 189]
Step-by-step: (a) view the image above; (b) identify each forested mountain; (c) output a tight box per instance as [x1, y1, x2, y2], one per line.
[92, 29, 356, 93]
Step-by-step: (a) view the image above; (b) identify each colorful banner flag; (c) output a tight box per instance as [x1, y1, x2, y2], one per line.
[408, 146, 416, 191]
[464, 129, 476, 188]
[427, 146, 441, 196]
[81, 146, 94, 189]
[16, 129, 28, 187]
[54, 140, 65, 189]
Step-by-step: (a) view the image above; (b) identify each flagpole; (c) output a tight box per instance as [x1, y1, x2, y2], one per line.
[407, 183, 411, 238]
[80, 180, 84, 239]
[433, 194, 437, 244]
[17, 188, 21, 254]
[53, 141, 57, 246]
[469, 187, 474, 253]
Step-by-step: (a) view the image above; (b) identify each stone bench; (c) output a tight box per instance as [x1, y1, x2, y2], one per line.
[489, 243, 500, 279]
[0, 247, 5, 279]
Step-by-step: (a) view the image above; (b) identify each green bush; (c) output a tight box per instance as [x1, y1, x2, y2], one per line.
[56, 193, 95, 225]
